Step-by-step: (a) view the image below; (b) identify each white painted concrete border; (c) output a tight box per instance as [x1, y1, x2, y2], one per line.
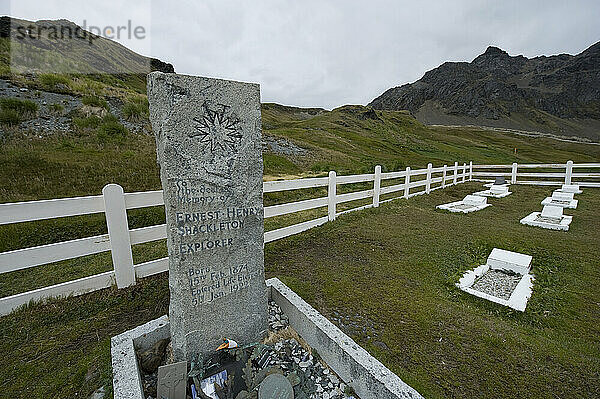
[436, 201, 491, 213]
[111, 279, 423, 399]
[267, 278, 423, 399]
[520, 212, 573, 231]
[456, 265, 535, 312]
[541, 197, 578, 209]
[111, 315, 170, 399]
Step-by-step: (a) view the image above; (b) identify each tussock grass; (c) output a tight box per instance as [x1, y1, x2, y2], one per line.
[122, 96, 149, 122]
[0, 98, 38, 125]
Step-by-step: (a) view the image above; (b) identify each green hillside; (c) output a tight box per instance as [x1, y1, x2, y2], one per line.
[2, 102, 600, 203]
[261, 103, 600, 177]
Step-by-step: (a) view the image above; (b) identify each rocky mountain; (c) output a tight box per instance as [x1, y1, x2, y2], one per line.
[0, 16, 174, 75]
[369, 42, 600, 140]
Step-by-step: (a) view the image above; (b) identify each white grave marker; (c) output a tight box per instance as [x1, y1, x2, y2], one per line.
[437, 195, 491, 213]
[456, 248, 535, 312]
[474, 184, 512, 198]
[557, 184, 582, 194]
[520, 204, 573, 231]
[487, 248, 532, 275]
[541, 191, 578, 209]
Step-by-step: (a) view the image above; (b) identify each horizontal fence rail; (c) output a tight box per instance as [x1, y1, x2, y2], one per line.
[472, 160, 600, 187]
[1, 160, 598, 316]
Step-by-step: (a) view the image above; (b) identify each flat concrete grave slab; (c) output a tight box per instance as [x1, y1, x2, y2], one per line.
[437, 195, 491, 213]
[111, 278, 423, 399]
[541, 191, 578, 209]
[474, 184, 512, 198]
[456, 248, 534, 312]
[520, 205, 573, 231]
[556, 184, 582, 194]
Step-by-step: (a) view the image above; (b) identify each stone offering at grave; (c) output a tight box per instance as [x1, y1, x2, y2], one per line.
[148, 72, 268, 361]
[157, 361, 187, 399]
[471, 269, 522, 300]
[258, 373, 294, 399]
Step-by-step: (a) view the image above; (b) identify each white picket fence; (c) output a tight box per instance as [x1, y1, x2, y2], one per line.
[0, 161, 473, 316]
[472, 160, 600, 187]
[0, 160, 598, 316]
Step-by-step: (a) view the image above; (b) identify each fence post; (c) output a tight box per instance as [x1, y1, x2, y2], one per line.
[469, 161, 473, 180]
[565, 160, 573, 185]
[442, 165, 447, 188]
[373, 165, 381, 207]
[328, 171, 337, 221]
[462, 163, 467, 183]
[426, 163, 432, 193]
[453, 162, 458, 185]
[103, 184, 135, 289]
[404, 167, 411, 198]
[511, 162, 518, 184]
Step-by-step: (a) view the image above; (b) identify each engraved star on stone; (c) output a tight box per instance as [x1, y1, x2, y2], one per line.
[192, 107, 242, 154]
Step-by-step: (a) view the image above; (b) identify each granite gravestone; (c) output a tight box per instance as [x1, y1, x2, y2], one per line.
[148, 72, 268, 361]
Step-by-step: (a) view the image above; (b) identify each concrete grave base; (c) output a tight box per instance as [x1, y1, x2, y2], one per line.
[541, 197, 578, 209]
[456, 265, 535, 312]
[483, 183, 509, 188]
[556, 184, 582, 194]
[436, 201, 491, 213]
[111, 278, 423, 399]
[473, 189, 512, 198]
[437, 201, 491, 213]
[520, 212, 573, 231]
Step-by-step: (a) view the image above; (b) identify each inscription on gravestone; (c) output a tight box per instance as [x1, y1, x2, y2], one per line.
[148, 72, 268, 361]
[157, 361, 187, 399]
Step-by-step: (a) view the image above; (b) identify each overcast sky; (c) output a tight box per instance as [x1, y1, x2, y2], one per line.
[5, 0, 600, 109]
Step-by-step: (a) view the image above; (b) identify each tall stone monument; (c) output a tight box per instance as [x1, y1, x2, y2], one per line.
[147, 72, 268, 361]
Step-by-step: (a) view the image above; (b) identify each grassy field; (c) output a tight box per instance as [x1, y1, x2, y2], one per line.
[1, 182, 598, 398]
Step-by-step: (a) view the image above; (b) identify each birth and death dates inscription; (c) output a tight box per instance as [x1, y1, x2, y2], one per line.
[170, 179, 263, 307]
[187, 264, 261, 306]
